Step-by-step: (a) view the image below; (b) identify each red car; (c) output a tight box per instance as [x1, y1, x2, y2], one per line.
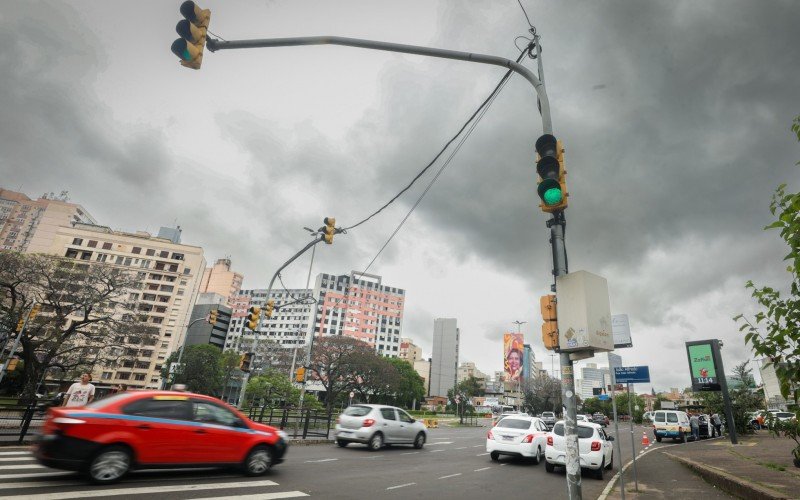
[34, 390, 288, 484]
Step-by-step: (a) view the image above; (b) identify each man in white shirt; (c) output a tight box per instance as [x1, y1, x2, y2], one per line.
[62, 373, 96, 407]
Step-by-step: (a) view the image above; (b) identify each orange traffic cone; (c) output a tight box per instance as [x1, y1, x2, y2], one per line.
[641, 431, 651, 446]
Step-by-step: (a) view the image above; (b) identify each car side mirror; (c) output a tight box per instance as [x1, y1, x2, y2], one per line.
[607, 436, 614, 441]
[410, 418, 416, 423]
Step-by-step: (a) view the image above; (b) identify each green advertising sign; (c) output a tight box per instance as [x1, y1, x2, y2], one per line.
[685, 340, 721, 391]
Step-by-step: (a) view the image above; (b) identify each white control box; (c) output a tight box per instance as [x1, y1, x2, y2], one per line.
[556, 271, 613, 352]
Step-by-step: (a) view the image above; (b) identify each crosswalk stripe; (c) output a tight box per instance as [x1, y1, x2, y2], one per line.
[17, 479, 280, 500]
[0, 480, 77, 490]
[202, 492, 309, 499]
[0, 472, 75, 480]
[0, 457, 36, 462]
[0, 464, 47, 470]
[0, 452, 31, 456]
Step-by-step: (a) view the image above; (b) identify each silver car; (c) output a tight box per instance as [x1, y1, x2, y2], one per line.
[334, 404, 427, 451]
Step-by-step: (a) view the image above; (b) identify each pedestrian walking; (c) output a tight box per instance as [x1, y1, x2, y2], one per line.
[62, 373, 96, 407]
[690, 413, 700, 441]
[711, 413, 722, 437]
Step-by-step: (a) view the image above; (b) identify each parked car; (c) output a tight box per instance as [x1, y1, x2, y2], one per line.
[592, 413, 609, 427]
[486, 415, 549, 464]
[34, 390, 288, 484]
[545, 420, 614, 479]
[576, 414, 590, 423]
[652, 410, 691, 443]
[540, 411, 556, 429]
[334, 404, 427, 451]
[697, 414, 712, 438]
[642, 411, 653, 423]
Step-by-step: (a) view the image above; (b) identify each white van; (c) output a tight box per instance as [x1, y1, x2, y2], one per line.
[652, 410, 691, 443]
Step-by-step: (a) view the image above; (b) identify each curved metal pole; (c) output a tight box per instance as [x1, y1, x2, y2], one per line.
[207, 35, 552, 134]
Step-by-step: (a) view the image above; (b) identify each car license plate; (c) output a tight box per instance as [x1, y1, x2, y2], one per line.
[502, 435, 514, 441]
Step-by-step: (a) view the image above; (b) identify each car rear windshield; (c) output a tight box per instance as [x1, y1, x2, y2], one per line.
[542, 412, 555, 417]
[552, 423, 595, 439]
[667, 413, 678, 423]
[497, 418, 531, 429]
[343, 405, 372, 417]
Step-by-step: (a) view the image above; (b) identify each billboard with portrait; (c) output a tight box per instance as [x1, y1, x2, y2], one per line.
[503, 333, 524, 382]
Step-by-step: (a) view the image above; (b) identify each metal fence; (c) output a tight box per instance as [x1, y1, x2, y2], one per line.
[0, 400, 49, 444]
[247, 406, 332, 439]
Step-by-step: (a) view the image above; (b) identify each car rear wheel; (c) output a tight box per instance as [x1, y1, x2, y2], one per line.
[531, 446, 542, 465]
[593, 459, 605, 480]
[336, 439, 349, 448]
[243, 445, 272, 476]
[490, 451, 500, 461]
[545, 460, 555, 473]
[606, 452, 613, 469]
[413, 432, 425, 449]
[87, 445, 131, 484]
[368, 432, 383, 451]
[656, 435, 662, 442]
[679, 433, 686, 444]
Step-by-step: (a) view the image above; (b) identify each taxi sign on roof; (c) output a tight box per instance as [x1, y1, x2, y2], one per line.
[153, 395, 189, 400]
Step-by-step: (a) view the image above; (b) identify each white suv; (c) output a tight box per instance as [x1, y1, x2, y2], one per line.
[545, 420, 614, 479]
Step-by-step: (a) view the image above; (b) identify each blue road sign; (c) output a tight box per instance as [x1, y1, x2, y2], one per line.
[614, 365, 650, 384]
[598, 394, 610, 401]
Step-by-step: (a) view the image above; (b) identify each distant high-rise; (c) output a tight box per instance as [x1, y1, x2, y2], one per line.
[523, 344, 535, 381]
[200, 258, 244, 306]
[430, 318, 459, 398]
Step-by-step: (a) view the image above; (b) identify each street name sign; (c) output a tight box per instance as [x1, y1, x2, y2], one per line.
[613, 366, 650, 384]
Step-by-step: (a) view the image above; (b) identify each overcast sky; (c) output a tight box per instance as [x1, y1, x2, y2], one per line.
[3, 1, 798, 392]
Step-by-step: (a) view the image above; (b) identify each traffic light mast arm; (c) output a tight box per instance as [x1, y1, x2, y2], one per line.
[206, 35, 552, 135]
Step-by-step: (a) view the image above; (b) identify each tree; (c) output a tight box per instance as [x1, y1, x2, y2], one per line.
[697, 362, 762, 435]
[448, 376, 485, 423]
[161, 344, 224, 395]
[736, 115, 800, 405]
[523, 373, 562, 415]
[308, 336, 373, 414]
[0, 252, 158, 400]
[386, 358, 426, 409]
[220, 350, 243, 400]
[244, 368, 322, 409]
[349, 352, 398, 404]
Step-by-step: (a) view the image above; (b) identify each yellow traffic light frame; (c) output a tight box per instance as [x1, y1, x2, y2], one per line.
[540, 294, 559, 350]
[264, 299, 275, 319]
[171, 1, 211, 70]
[246, 306, 261, 330]
[323, 217, 336, 244]
[536, 140, 568, 213]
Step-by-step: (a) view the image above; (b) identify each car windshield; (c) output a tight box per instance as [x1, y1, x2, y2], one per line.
[542, 412, 554, 416]
[552, 423, 595, 439]
[343, 405, 372, 417]
[497, 418, 532, 429]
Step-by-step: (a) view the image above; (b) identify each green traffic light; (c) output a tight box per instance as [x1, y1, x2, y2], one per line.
[543, 187, 563, 205]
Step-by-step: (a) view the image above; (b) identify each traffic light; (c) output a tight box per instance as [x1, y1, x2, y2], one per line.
[6, 358, 19, 372]
[170, 1, 211, 70]
[246, 306, 261, 330]
[323, 217, 336, 244]
[208, 309, 218, 324]
[540, 294, 559, 350]
[264, 299, 275, 319]
[295, 366, 306, 383]
[535, 135, 568, 213]
[239, 352, 253, 372]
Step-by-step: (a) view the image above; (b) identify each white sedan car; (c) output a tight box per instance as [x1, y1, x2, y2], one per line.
[545, 420, 614, 479]
[486, 415, 549, 464]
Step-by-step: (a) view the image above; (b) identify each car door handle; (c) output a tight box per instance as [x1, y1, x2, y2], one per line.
[195, 429, 207, 434]
[136, 424, 151, 430]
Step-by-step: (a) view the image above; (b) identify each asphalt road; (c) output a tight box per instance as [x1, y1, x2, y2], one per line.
[0, 421, 672, 499]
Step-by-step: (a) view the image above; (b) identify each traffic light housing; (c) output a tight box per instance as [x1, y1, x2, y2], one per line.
[295, 366, 306, 383]
[6, 358, 19, 372]
[535, 135, 568, 213]
[246, 306, 261, 330]
[323, 217, 336, 244]
[264, 299, 275, 319]
[170, 1, 211, 70]
[540, 294, 559, 350]
[239, 352, 253, 372]
[28, 304, 41, 320]
[208, 309, 218, 324]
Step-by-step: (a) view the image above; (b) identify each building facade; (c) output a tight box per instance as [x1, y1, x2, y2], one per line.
[457, 361, 487, 388]
[580, 363, 611, 400]
[199, 258, 244, 306]
[0, 189, 96, 253]
[185, 293, 232, 350]
[429, 318, 459, 398]
[48, 223, 205, 389]
[399, 338, 423, 362]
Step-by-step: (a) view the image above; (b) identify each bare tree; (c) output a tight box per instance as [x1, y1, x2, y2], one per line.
[308, 335, 373, 414]
[1, 251, 158, 400]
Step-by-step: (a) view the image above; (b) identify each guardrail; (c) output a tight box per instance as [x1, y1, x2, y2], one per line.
[247, 406, 332, 439]
[0, 400, 51, 445]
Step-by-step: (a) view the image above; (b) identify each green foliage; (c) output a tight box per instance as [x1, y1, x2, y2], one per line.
[447, 376, 485, 421]
[767, 410, 800, 460]
[736, 115, 800, 405]
[386, 358, 426, 408]
[698, 362, 762, 435]
[244, 368, 322, 410]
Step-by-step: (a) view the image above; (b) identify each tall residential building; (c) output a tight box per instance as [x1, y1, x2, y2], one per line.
[580, 363, 611, 400]
[48, 223, 205, 389]
[0, 189, 96, 253]
[522, 344, 535, 381]
[399, 338, 423, 362]
[199, 258, 244, 306]
[429, 318, 459, 398]
[457, 362, 487, 388]
[312, 271, 405, 357]
[185, 293, 232, 350]
[414, 359, 431, 396]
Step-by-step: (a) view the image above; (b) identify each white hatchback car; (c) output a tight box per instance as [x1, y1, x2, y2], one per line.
[545, 420, 614, 479]
[486, 415, 549, 464]
[334, 404, 427, 451]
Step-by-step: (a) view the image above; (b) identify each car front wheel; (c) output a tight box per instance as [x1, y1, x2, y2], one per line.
[336, 439, 349, 448]
[243, 445, 272, 476]
[87, 445, 131, 484]
[413, 432, 425, 449]
[368, 432, 383, 451]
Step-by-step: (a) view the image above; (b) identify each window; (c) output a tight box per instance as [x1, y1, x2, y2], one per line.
[344, 406, 372, 417]
[380, 408, 396, 420]
[102, 242, 112, 250]
[398, 410, 414, 423]
[192, 400, 242, 427]
[552, 423, 595, 439]
[124, 257, 132, 266]
[116, 372, 131, 380]
[146, 249, 155, 256]
[133, 373, 146, 381]
[72, 238, 83, 245]
[496, 418, 531, 429]
[101, 372, 112, 380]
[132, 247, 141, 254]
[667, 413, 679, 423]
[172, 253, 184, 260]
[80, 252, 92, 261]
[87, 240, 98, 248]
[183, 268, 191, 275]
[65, 249, 78, 259]
[654, 412, 665, 423]
[123, 398, 191, 420]
[159, 250, 169, 258]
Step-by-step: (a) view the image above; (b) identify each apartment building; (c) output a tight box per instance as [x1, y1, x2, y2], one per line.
[0, 189, 96, 253]
[399, 338, 423, 362]
[430, 318, 459, 398]
[199, 258, 244, 306]
[457, 361, 487, 387]
[48, 223, 205, 389]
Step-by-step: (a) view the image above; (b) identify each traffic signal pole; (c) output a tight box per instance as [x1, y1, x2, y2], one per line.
[203, 32, 580, 499]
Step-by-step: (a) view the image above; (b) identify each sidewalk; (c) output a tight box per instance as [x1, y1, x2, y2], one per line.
[665, 433, 800, 499]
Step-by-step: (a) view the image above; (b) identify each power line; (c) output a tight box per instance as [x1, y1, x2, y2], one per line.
[516, 0, 534, 29]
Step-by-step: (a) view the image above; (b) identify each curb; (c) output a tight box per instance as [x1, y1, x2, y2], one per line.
[664, 452, 790, 500]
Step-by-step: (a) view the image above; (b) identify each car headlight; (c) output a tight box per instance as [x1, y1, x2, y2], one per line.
[277, 430, 288, 440]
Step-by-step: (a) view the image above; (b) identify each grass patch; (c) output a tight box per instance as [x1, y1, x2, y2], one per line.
[760, 461, 786, 472]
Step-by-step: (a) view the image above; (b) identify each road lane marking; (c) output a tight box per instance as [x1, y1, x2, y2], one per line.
[17, 479, 281, 500]
[400, 452, 419, 455]
[431, 449, 445, 453]
[427, 441, 453, 445]
[0, 480, 78, 489]
[500, 463, 508, 466]
[472, 445, 482, 448]
[386, 483, 416, 490]
[476, 453, 489, 456]
[303, 458, 339, 463]
[0, 457, 37, 462]
[437, 473, 462, 480]
[454, 447, 467, 450]
[0, 464, 47, 470]
[0, 452, 30, 456]
[199, 491, 308, 500]
[473, 467, 491, 472]
[0, 472, 74, 480]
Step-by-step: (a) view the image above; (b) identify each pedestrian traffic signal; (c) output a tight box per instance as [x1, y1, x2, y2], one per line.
[535, 135, 568, 213]
[208, 309, 218, 324]
[295, 366, 306, 383]
[265, 299, 275, 319]
[170, 1, 211, 70]
[323, 217, 336, 244]
[239, 352, 253, 372]
[246, 306, 261, 330]
[540, 294, 559, 350]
